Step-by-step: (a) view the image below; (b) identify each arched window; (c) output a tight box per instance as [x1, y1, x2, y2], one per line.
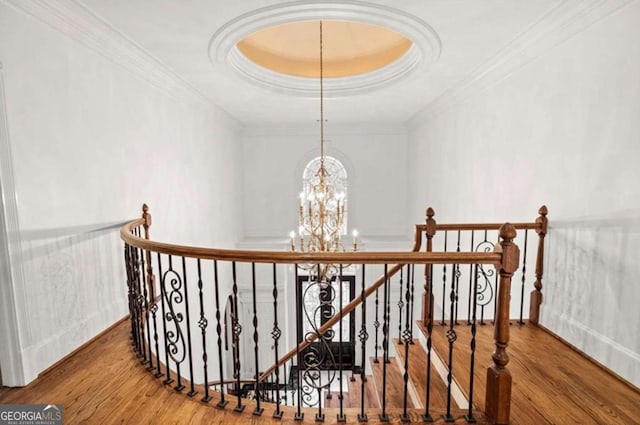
[301, 155, 348, 235]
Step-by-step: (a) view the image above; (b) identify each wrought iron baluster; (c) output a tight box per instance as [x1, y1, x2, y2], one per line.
[196, 259, 210, 402]
[423, 263, 434, 423]
[467, 231, 475, 325]
[379, 264, 389, 422]
[134, 243, 146, 360]
[466, 264, 480, 423]
[454, 231, 461, 325]
[124, 244, 138, 352]
[166, 255, 186, 392]
[294, 265, 303, 421]
[231, 261, 244, 412]
[337, 266, 345, 423]
[147, 249, 162, 378]
[213, 260, 227, 407]
[358, 264, 368, 423]
[182, 257, 197, 397]
[444, 262, 459, 422]
[400, 264, 413, 423]
[440, 230, 448, 325]
[397, 267, 404, 344]
[251, 262, 263, 416]
[157, 254, 173, 385]
[519, 229, 529, 324]
[373, 286, 380, 363]
[140, 245, 152, 366]
[409, 263, 415, 344]
[271, 263, 283, 418]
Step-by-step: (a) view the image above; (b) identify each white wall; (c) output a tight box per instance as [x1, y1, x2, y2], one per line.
[408, 2, 640, 387]
[240, 125, 412, 246]
[0, 2, 242, 385]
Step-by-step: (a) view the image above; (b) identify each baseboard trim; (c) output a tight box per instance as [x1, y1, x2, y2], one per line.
[536, 322, 640, 393]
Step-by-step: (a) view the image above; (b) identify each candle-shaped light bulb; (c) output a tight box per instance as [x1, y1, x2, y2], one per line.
[352, 229, 358, 251]
[289, 231, 296, 250]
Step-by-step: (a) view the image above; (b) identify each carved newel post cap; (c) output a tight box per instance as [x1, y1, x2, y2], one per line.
[426, 207, 435, 220]
[499, 223, 517, 242]
[142, 203, 152, 227]
[538, 205, 548, 216]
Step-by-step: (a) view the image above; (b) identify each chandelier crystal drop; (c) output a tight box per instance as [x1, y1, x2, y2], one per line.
[290, 21, 357, 256]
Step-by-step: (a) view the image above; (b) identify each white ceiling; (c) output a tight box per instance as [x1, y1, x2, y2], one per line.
[77, 0, 564, 126]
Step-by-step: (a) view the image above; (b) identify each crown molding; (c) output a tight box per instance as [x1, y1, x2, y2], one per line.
[2, 0, 239, 126]
[209, 0, 441, 97]
[408, 0, 637, 129]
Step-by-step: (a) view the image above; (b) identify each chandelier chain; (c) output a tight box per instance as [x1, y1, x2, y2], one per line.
[320, 20, 324, 168]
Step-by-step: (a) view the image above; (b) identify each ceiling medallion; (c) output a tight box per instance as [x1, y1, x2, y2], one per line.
[208, 1, 441, 97]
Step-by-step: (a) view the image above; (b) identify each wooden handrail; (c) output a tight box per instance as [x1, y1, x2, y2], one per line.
[121, 219, 502, 265]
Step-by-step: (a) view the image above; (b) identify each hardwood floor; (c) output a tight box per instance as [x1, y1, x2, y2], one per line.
[422, 320, 640, 425]
[1, 318, 637, 424]
[0, 320, 482, 424]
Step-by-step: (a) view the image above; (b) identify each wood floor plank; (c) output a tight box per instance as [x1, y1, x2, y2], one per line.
[369, 357, 415, 409]
[393, 338, 451, 410]
[420, 320, 640, 425]
[2, 318, 637, 424]
[347, 375, 380, 409]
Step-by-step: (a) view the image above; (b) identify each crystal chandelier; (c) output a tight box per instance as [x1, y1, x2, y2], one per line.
[290, 21, 357, 254]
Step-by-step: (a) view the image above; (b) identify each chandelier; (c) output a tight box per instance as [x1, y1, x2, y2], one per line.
[290, 21, 357, 255]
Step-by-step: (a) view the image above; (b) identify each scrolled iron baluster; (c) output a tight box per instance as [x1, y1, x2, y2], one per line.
[476, 231, 495, 325]
[157, 253, 174, 385]
[163, 255, 187, 392]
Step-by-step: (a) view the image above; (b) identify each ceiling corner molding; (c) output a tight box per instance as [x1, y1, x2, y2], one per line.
[3, 0, 235, 118]
[408, 0, 637, 129]
[209, 0, 441, 97]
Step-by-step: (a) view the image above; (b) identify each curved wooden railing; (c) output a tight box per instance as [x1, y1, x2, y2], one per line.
[121, 204, 520, 424]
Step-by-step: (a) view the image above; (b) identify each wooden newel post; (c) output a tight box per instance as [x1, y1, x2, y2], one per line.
[485, 223, 519, 425]
[529, 205, 548, 325]
[142, 204, 156, 324]
[422, 207, 437, 326]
